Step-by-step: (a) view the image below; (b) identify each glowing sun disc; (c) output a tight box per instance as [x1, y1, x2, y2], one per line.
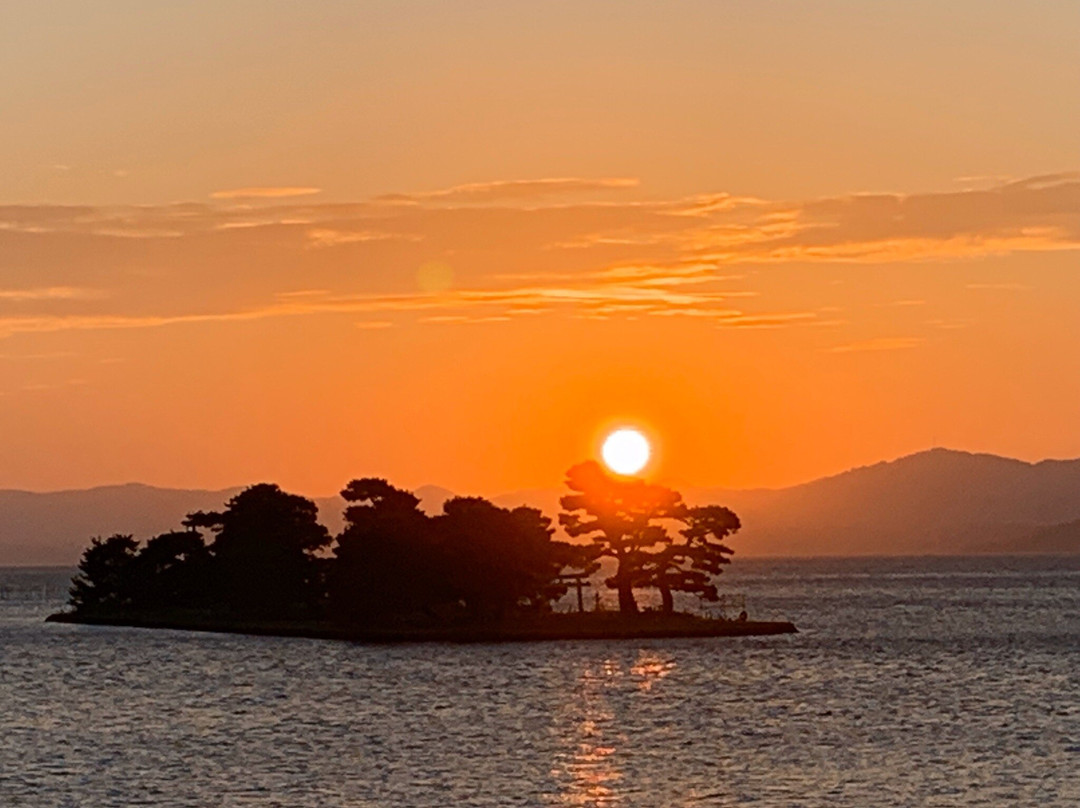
[602, 428, 651, 475]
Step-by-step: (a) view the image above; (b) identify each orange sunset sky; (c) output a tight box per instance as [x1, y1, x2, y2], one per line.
[2, 2, 1079, 496]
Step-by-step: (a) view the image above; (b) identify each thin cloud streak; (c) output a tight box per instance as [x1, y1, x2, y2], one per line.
[210, 187, 322, 200]
[0, 274, 813, 338]
[3, 173, 1078, 266]
[829, 337, 926, 353]
[1, 172, 1078, 343]
[376, 177, 640, 205]
[0, 287, 103, 301]
[305, 228, 422, 247]
[966, 282, 1031, 291]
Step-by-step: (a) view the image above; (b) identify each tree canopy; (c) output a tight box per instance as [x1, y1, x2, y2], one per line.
[331, 479, 591, 622]
[559, 461, 740, 614]
[68, 467, 740, 624]
[70, 478, 595, 626]
[70, 534, 140, 612]
[435, 496, 581, 617]
[331, 478, 443, 620]
[185, 483, 331, 617]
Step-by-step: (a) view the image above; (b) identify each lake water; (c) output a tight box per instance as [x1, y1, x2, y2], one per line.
[2, 557, 1079, 807]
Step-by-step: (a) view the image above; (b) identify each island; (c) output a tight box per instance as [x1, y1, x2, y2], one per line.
[48, 462, 796, 642]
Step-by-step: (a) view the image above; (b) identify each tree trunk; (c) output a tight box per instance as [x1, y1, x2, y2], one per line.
[614, 552, 638, 614]
[617, 581, 638, 614]
[659, 584, 673, 614]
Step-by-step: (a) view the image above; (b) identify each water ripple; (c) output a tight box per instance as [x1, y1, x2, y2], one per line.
[2, 558, 1079, 806]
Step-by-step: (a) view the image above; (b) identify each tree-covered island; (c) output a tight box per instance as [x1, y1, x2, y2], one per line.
[49, 462, 795, 641]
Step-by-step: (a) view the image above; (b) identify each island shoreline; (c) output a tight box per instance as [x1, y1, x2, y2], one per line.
[46, 611, 797, 644]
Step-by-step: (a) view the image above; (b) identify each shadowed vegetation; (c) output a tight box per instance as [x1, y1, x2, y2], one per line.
[560, 461, 739, 614]
[66, 466, 744, 629]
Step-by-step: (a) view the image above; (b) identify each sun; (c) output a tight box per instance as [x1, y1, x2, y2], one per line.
[601, 428, 651, 476]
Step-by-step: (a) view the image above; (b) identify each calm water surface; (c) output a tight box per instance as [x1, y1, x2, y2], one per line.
[2, 557, 1079, 807]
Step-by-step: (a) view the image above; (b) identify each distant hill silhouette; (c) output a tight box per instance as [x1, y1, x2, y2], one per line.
[4, 449, 1080, 564]
[412, 485, 457, 515]
[1005, 519, 1080, 555]
[693, 448, 1080, 556]
[0, 484, 242, 566]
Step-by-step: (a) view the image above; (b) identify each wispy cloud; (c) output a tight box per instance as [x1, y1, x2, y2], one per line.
[0, 272, 813, 338]
[953, 174, 1014, 189]
[0, 351, 78, 360]
[829, 337, 926, 353]
[0, 287, 103, 301]
[210, 187, 322, 200]
[5, 173, 1078, 263]
[305, 228, 420, 247]
[966, 282, 1031, 291]
[879, 299, 927, 307]
[2, 172, 1078, 344]
[18, 378, 90, 393]
[377, 177, 640, 205]
[683, 174, 1080, 264]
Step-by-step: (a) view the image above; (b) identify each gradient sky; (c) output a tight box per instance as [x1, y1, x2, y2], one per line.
[2, 1, 1079, 496]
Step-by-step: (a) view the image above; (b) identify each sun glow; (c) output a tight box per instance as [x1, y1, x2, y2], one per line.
[601, 428, 651, 476]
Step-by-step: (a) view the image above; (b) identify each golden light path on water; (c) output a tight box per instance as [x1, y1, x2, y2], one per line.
[4, 561, 1080, 805]
[552, 652, 677, 807]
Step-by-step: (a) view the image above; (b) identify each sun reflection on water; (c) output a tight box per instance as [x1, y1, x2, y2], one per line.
[551, 651, 678, 806]
[630, 653, 676, 693]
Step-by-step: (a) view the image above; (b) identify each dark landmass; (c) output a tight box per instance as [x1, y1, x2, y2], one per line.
[0, 483, 440, 565]
[0, 484, 243, 566]
[10, 448, 1080, 565]
[45, 610, 796, 643]
[704, 448, 1080, 556]
[58, 472, 760, 644]
[424, 450, 1080, 557]
[986, 518, 1080, 555]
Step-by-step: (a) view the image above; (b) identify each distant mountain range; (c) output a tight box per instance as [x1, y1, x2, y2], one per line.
[3, 449, 1080, 565]
[697, 448, 1080, 557]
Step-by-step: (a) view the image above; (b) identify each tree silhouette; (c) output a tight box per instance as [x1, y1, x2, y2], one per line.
[133, 530, 212, 611]
[69, 534, 140, 612]
[643, 504, 740, 612]
[435, 497, 583, 617]
[331, 477, 444, 621]
[64, 470, 735, 629]
[332, 480, 587, 622]
[559, 462, 741, 614]
[559, 461, 683, 614]
[185, 483, 330, 618]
